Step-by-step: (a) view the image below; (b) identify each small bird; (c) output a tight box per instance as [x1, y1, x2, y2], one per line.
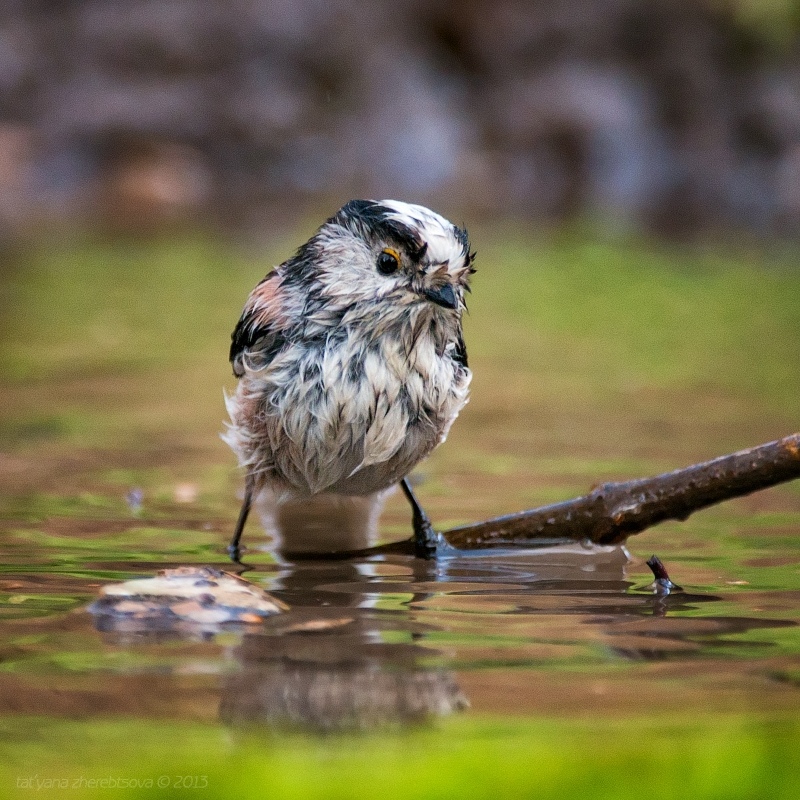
[223, 199, 474, 559]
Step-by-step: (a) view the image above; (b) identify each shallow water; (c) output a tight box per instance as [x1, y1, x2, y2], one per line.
[0, 234, 799, 793]
[0, 529, 797, 732]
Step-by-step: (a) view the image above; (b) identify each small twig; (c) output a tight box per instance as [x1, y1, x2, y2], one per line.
[646, 555, 671, 582]
[440, 433, 800, 550]
[646, 554, 680, 594]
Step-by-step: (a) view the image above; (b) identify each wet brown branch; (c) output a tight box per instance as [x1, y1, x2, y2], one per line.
[440, 433, 800, 550]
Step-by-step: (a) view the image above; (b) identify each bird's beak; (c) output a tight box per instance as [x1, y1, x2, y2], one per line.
[422, 283, 457, 309]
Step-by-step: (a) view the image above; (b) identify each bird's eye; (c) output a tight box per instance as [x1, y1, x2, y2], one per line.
[377, 248, 400, 275]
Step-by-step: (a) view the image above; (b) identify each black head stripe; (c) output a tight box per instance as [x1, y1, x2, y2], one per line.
[330, 200, 425, 258]
[454, 225, 470, 257]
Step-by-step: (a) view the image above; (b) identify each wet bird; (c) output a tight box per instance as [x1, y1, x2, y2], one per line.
[223, 199, 474, 559]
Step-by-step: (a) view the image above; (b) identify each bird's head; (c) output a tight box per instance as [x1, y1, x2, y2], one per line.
[287, 199, 475, 327]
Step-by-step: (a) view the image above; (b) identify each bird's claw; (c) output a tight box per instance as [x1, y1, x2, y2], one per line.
[227, 542, 244, 563]
[413, 516, 439, 559]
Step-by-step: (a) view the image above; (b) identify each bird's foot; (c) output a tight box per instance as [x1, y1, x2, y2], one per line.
[228, 475, 253, 566]
[400, 476, 441, 559]
[227, 541, 245, 564]
[226, 543, 254, 575]
[413, 513, 440, 559]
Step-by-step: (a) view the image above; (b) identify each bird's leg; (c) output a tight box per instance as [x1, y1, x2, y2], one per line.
[228, 473, 254, 563]
[400, 477, 439, 559]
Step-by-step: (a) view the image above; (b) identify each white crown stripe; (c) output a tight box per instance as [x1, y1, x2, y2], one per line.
[379, 200, 463, 265]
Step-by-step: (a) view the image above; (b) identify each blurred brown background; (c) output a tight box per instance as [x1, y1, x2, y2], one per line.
[0, 0, 798, 237]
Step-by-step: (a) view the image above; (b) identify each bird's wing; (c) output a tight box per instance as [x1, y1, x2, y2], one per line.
[230, 271, 288, 377]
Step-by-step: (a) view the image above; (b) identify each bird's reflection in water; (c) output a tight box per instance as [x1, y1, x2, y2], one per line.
[220, 623, 468, 732]
[220, 558, 468, 732]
